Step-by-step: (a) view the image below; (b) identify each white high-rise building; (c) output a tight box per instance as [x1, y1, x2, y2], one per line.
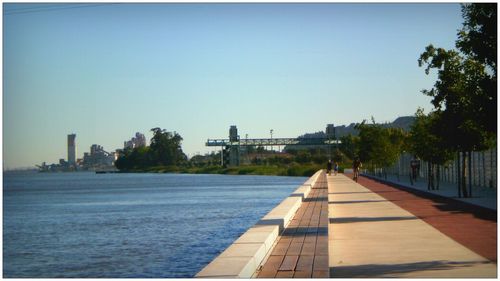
[68, 134, 76, 165]
[124, 132, 147, 149]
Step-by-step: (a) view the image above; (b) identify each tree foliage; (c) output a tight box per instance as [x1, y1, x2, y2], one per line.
[418, 45, 494, 152]
[115, 128, 187, 171]
[339, 134, 359, 161]
[418, 3, 496, 196]
[408, 109, 455, 166]
[149, 127, 187, 166]
[355, 119, 406, 172]
[408, 109, 455, 189]
[418, 3, 496, 151]
[457, 3, 497, 74]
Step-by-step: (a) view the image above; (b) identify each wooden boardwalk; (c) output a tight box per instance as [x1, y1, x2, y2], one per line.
[256, 172, 329, 278]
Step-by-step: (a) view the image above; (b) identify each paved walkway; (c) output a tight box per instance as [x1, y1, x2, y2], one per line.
[256, 172, 329, 278]
[355, 174, 497, 262]
[328, 173, 497, 278]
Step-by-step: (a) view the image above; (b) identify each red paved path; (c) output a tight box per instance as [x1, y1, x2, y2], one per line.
[355, 174, 497, 262]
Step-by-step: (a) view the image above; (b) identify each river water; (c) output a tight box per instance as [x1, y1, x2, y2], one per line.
[3, 172, 306, 277]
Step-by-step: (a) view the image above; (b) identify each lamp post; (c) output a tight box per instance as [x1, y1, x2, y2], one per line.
[246, 134, 249, 164]
[270, 129, 273, 153]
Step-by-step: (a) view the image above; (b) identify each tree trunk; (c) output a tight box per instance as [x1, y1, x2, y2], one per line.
[482, 151, 486, 187]
[468, 151, 472, 197]
[457, 152, 461, 198]
[436, 165, 440, 190]
[490, 148, 494, 188]
[430, 163, 435, 190]
[427, 162, 431, 190]
[461, 151, 469, 198]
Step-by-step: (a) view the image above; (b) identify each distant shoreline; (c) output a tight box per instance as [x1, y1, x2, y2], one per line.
[14, 164, 341, 178]
[115, 164, 328, 177]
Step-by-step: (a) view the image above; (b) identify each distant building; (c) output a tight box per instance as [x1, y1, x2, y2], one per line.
[82, 144, 116, 169]
[124, 132, 147, 149]
[325, 124, 335, 138]
[40, 133, 120, 172]
[67, 134, 76, 165]
[229, 126, 239, 142]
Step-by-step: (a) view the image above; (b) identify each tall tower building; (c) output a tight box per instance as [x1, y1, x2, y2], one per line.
[67, 134, 76, 165]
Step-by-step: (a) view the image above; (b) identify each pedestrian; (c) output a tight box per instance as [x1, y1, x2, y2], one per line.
[353, 157, 362, 182]
[410, 156, 420, 185]
[327, 159, 332, 176]
[333, 162, 339, 176]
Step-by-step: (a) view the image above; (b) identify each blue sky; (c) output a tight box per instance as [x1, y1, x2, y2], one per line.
[3, 3, 463, 169]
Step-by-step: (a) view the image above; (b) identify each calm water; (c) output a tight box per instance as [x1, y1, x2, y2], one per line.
[3, 172, 306, 278]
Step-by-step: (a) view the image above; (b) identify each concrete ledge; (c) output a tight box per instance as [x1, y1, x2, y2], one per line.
[304, 170, 323, 188]
[196, 257, 256, 278]
[234, 228, 278, 253]
[257, 196, 302, 231]
[196, 170, 321, 278]
[196, 225, 279, 278]
[219, 243, 267, 261]
[290, 184, 312, 200]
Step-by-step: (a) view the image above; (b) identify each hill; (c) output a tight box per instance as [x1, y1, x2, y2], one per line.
[297, 116, 415, 139]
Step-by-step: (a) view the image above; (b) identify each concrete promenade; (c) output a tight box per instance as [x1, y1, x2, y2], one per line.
[328, 173, 497, 278]
[197, 170, 496, 278]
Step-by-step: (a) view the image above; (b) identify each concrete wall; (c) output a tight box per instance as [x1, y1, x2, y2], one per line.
[195, 170, 323, 278]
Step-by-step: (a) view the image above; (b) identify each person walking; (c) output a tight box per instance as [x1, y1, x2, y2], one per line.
[410, 156, 420, 185]
[333, 162, 339, 176]
[327, 160, 332, 176]
[353, 157, 362, 182]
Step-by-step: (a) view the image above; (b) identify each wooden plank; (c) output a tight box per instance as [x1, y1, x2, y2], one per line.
[295, 255, 314, 271]
[286, 242, 302, 255]
[300, 242, 316, 256]
[260, 255, 284, 272]
[279, 255, 299, 271]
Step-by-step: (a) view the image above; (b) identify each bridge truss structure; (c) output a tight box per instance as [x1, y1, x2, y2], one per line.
[206, 125, 341, 166]
[206, 137, 341, 166]
[206, 137, 341, 147]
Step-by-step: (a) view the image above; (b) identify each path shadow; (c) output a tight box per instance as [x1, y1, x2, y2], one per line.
[304, 196, 328, 202]
[329, 216, 417, 224]
[329, 191, 375, 195]
[329, 190, 401, 195]
[330, 260, 495, 278]
[329, 200, 394, 204]
[282, 226, 328, 236]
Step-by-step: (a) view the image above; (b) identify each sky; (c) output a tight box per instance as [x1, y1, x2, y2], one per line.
[3, 3, 463, 169]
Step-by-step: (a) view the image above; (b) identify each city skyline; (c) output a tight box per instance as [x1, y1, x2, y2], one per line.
[4, 3, 463, 169]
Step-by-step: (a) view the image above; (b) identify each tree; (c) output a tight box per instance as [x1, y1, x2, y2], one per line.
[408, 109, 454, 190]
[114, 146, 151, 171]
[339, 134, 359, 161]
[418, 3, 496, 197]
[295, 150, 312, 164]
[457, 4, 496, 76]
[355, 119, 403, 178]
[458, 3, 496, 135]
[149, 127, 187, 166]
[115, 128, 187, 171]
